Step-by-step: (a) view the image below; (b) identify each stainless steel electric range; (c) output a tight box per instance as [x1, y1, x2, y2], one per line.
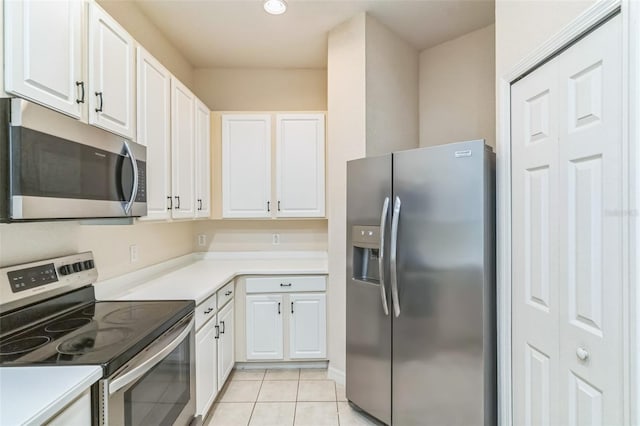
[0, 252, 198, 426]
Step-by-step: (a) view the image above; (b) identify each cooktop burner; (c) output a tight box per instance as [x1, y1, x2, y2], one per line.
[0, 336, 51, 356]
[44, 317, 92, 333]
[57, 327, 132, 355]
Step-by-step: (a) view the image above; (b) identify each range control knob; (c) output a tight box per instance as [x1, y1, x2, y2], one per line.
[83, 260, 95, 270]
[72, 262, 84, 273]
[59, 265, 73, 276]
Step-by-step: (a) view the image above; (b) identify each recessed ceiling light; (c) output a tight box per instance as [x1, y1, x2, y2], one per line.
[263, 0, 287, 15]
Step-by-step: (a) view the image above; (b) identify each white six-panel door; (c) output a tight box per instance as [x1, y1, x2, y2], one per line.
[4, 0, 84, 118]
[511, 15, 623, 426]
[88, 3, 135, 139]
[136, 47, 171, 221]
[222, 115, 272, 218]
[276, 114, 326, 217]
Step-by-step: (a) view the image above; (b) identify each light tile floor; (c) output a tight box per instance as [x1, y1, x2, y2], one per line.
[205, 368, 382, 426]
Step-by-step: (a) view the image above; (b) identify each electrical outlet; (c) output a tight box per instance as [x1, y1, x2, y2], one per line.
[198, 234, 207, 247]
[130, 244, 139, 263]
[272, 233, 280, 245]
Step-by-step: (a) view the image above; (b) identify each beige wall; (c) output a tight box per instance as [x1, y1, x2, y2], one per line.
[0, 221, 194, 281]
[194, 68, 327, 111]
[193, 220, 328, 252]
[419, 24, 495, 148]
[327, 13, 367, 378]
[97, 0, 195, 88]
[365, 15, 419, 155]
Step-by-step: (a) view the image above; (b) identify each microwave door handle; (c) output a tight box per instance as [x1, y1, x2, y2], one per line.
[108, 316, 194, 395]
[122, 140, 139, 214]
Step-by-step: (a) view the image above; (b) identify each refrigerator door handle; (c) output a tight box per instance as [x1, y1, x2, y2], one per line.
[390, 196, 401, 317]
[378, 197, 390, 316]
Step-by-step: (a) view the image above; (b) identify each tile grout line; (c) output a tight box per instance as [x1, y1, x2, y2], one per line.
[293, 375, 300, 426]
[247, 375, 265, 426]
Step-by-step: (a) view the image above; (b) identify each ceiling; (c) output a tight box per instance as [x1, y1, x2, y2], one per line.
[132, 0, 495, 69]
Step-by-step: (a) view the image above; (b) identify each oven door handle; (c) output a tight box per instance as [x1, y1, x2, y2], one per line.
[122, 140, 139, 215]
[108, 315, 194, 395]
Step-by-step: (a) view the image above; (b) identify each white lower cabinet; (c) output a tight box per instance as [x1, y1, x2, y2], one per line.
[246, 294, 284, 360]
[245, 278, 326, 361]
[44, 389, 91, 426]
[195, 316, 218, 417]
[217, 301, 235, 390]
[289, 294, 326, 359]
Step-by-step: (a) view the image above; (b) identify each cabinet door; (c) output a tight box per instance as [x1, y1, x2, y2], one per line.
[196, 318, 218, 416]
[195, 99, 211, 218]
[289, 293, 326, 359]
[88, 3, 135, 139]
[217, 302, 235, 390]
[246, 294, 283, 360]
[136, 47, 171, 221]
[222, 115, 272, 218]
[4, 0, 83, 118]
[171, 78, 196, 219]
[276, 114, 325, 217]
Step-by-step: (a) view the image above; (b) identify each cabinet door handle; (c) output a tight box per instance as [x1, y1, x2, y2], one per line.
[76, 81, 85, 104]
[280, 283, 292, 287]
[225, 291, 232, 296]
[267, 201, 271, 212]
[291, 301, 294, 314]
[204, 307, 213, 314]
[167, 196, 173, 210]
[215, 325, 220, 339]
[95, 92, 103, 112]
[277, 302, 281, 315]
[198, 199, 203, 211]
[220, 321, 225, 334]
[174, 196, 180, 209]
[278, 200, 281, 211]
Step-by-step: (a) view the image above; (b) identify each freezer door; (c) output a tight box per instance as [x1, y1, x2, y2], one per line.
[391, 141, 496, 425]
[346, 154, 392, 425]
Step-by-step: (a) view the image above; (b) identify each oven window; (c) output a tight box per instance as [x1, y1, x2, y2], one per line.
[124, 336, 191, 426]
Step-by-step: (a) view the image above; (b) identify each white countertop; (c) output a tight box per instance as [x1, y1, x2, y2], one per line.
[97, 251, 328, 305]
[0, 365, 102, 425]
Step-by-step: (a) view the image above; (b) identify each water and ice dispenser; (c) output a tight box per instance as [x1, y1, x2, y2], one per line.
[351, 225, 381, 283]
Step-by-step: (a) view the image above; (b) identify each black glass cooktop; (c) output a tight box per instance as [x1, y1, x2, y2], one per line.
[0, 288, 193, 377]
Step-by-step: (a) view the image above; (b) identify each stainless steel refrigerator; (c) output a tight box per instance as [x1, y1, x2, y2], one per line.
[346, 140, 496, 425]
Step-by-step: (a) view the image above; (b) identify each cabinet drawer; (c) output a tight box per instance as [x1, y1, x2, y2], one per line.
[196, 293, 217, 331]
[246, 276, 326, 293]
[217, 281, 234, 309]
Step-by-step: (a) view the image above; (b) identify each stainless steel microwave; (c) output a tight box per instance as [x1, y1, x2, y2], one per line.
[0, 98, 147, 221]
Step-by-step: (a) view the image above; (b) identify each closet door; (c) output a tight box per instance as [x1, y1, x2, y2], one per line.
[511, 15, 623, 426]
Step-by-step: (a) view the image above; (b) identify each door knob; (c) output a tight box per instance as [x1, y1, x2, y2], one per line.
[576, 347, 589, 361]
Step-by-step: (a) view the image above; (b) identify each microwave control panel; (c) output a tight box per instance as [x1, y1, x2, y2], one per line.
[136, 162, 147, 202]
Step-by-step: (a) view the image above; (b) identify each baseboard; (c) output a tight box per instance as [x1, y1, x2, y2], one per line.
[327, 365, 345, 385]
[235, 361, 329, 370]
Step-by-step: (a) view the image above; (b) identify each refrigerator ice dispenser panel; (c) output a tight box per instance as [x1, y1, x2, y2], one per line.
[351, 225, 380, 284]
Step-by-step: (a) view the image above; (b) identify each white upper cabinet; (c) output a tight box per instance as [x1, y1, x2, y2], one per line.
[195, 99, 211, 218]
[276, 114, 325, 217]
[222, 114, 272, 218]
[4, 0, 84, 118]
[88, 3, 135, 139]
[136, 47, 171, 221]
[171, 78, 196, 219]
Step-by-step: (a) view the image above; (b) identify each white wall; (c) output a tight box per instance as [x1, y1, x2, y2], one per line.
[326, 13, 367, 379]
[193, 220, 328, 252]
[0, 221, 194, 281]
[98, 0, 194, 88]
[365, 15, 419, 155]
[419, 24, 495, 148]
[194, 68, 327, 111]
